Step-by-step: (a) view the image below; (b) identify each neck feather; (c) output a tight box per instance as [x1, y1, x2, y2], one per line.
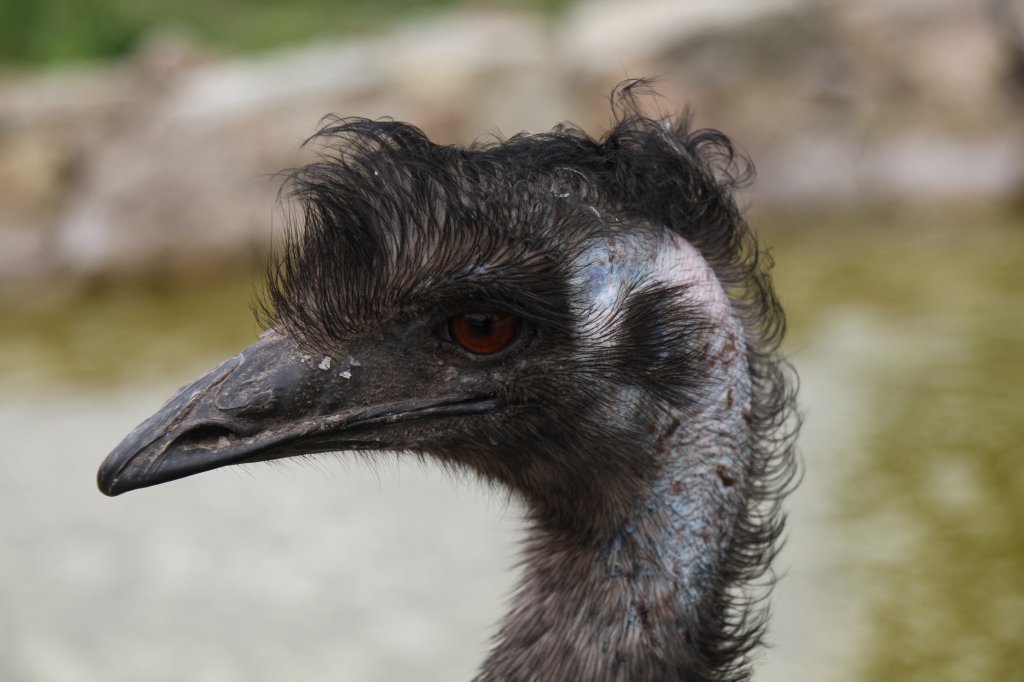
[480, 236, 759, 681]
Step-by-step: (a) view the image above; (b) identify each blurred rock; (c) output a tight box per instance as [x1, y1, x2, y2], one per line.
[562, 0, 1023, 204]
[1, 0, 1021, 291]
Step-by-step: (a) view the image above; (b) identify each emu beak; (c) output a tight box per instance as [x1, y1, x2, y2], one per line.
[97, 330, 500, 496]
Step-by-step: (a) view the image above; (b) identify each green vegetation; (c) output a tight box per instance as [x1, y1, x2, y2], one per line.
[0, 0, 577, 66]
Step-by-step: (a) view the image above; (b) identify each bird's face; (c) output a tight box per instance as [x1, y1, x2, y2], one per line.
[98, 222, 713, 531]
[98, 115, 738, 534]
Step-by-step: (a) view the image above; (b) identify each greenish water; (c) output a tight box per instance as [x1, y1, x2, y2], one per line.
[768, 207, 1024, 681]
[0, 272, 262, 391]
[2, 207, 1021, 680]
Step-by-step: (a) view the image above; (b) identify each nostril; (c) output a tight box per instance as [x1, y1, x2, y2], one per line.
[170, 423, 242, 450]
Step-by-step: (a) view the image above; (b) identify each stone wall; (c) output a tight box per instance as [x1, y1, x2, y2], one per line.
[2, 0, 1021, 290]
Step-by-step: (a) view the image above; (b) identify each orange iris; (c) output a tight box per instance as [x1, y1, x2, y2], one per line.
[448, 313, 519, 355]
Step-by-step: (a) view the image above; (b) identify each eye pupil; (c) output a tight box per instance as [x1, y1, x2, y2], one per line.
[463, 313, 493, 336]
[448, 313, 519, 355]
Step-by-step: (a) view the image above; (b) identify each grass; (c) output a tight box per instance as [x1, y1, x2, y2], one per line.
[0, 0, 577, 66]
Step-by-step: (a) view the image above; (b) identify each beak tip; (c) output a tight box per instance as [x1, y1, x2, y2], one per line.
[96, 457, 127, 496]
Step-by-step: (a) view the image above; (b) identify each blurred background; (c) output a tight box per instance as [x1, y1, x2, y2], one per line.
[1, 0, 1022, 680]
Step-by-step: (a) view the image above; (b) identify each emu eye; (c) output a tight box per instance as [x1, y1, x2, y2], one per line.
[446, 313, 519, 355]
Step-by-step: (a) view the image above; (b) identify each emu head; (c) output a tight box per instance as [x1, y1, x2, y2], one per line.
[99, 104, 794, 576]
[98, 97, 799, 679]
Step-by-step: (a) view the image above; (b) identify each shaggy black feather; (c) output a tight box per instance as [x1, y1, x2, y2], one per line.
[260, 79, 800, 682]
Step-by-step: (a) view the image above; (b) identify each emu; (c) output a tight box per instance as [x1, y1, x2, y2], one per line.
[98, 87, 798, 682]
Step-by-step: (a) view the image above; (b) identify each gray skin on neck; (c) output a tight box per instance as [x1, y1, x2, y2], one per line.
[478, 232, 752, 682]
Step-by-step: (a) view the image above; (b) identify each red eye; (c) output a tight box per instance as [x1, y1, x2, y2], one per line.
[447, 313, 519, 355]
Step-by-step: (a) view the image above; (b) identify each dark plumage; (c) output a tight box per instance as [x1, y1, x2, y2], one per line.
[99, 82, 799, 682]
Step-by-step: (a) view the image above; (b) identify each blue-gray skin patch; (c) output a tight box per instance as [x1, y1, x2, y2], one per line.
[576, 231, 752, 609]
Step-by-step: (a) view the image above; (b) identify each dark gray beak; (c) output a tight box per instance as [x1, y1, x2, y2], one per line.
[97, 330, 500, 496]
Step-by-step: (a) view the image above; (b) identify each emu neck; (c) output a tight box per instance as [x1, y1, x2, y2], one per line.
[479, 236, 753, 681]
